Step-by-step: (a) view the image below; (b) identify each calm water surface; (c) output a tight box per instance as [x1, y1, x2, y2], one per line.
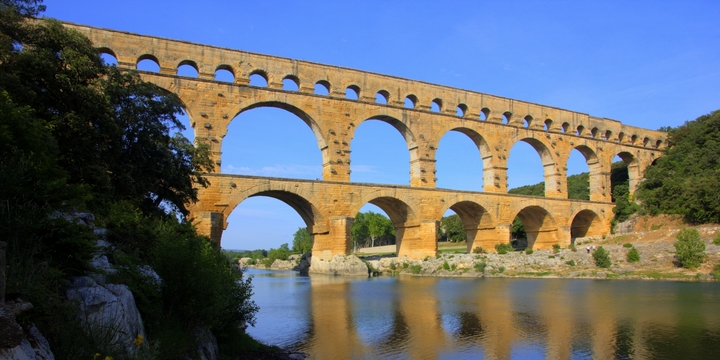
[245, 269, 720, 359]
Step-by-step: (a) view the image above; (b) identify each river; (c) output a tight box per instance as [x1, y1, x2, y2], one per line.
[245, 269, 720, 359]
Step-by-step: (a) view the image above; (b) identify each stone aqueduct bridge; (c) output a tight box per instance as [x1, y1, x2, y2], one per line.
[66, 23, 667, 260]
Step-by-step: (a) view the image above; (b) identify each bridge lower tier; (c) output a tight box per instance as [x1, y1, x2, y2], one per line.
[188, 174, 614, 260]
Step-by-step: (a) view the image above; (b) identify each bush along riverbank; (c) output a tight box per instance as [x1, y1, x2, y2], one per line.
[360, 224, 720, 281]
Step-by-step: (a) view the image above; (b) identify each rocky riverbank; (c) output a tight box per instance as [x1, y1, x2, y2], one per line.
[241, 217, 720, 282]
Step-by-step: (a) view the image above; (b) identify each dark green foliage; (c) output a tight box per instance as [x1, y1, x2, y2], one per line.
[510, 216, 526, 240]
[565, 260, 576, 266]
[627, 247, 640, 263]
[440, 214, 466, 242]
[495, 243, 513, 254]
[711, 264, 720, 280]
[569, 244, 577, 252]
[473, 246, 485, 254]
[674, 228, 706, 268]
[292, 227, 313, 253]
[566, 172, 590, 200]
[410, 264, 422, 274]
[509, 182, 545, 197]
[442, 261, 451, 270]
[623, 243, 633, 248]
[474, 262, 487, 272]
[612, 184, 641, 223]
[525, 248, 534, 255]
[352, 211, 395, 249]
[593, 246, 612, 268]
[552, 243, 561, 253]
[267, 243, 291, 262]
[637, 110, 720, 224]
[714, 233, 720, 245]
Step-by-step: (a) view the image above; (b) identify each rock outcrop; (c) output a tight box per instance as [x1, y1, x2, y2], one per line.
[66, 276, 145, 356]
[309, 255, 368, 276]
[0, 324, 54, 360]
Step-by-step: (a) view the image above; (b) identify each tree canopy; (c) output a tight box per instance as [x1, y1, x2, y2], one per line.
[637, 110, 720, 224]
[351, 211, 395, 249]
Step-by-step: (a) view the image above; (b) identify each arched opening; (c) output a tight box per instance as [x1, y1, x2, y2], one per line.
[98, 48, 118, 66]
[570, 209, 604, 241]
[561, 122, 570, 133]
[350, 117, 411, 185]
[643, 137, 650, 147]
[177, 60, 199, 77]
[456, 104, 468, 117]
[524, 115, 533, 128]
[611, 153, 635, 201]
[352, 203, 396, 254]
[404, 95, 417, 109]
[215, 65, 235, 82]
[314, 81, 330, 95]
[353, 196, 417, 257]
[431, 99, 442, 112]
[604, 130, 612, 141]
[544, 119, 553, 131]
[617, 132, 625, 143]
[223, 194, 313, 252]
[566, 147, 597, 201]
[282, 76, 299, 91]
[630, 134, 638, 144]
[441, 201, 494, 254]
[375, 90, 389, 104]
[222, 105, 323, 180]
[345, 85, 360, 100]
[507, 140, 548, 195]
[436, 128, 488, 191]
[249, 71, 268, 87]
[576, 125, 585, 137]
[136, 55, 160, 72]
[514, 206, 557, 250]
[502, 112, 512, 124]
[479, 108, 489, 121]
[655, 139, 663, 148]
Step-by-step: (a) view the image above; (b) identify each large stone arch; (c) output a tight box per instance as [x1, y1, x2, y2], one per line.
[351, 190, 433, 258]
[615, 151, 641, 196]
[435, 127, 497, 192]
[569, 209, 605, 240]
[514, 205, 558, 250]
[509, 137, 561, 198]
[440, 200, 497, 253]
[569, 145, 604, 201]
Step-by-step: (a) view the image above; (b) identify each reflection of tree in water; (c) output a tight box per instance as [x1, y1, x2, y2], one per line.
[641, 323, 720, 360]
[613, 321, 634, 360]
[374, 306, 410, 356]
[454, 311, 484, 343]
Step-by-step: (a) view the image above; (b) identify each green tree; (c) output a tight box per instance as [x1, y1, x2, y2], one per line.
[674, 228, 706, 268]
[593, 246, 612, 268]
[292, 227, 313, 253]
[440, 214, 466, 242]
[351, 211, 394, 249]
[626, 247, 640, 263]
[637, 110, 720, 224]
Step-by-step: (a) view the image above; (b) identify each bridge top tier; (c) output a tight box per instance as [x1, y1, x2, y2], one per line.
[63, 21, 667, 148]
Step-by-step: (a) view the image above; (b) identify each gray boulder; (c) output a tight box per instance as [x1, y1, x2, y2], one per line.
[0, 324, 54, 360]
[309, 255, 368, 276]
[66, 277, 145, 356]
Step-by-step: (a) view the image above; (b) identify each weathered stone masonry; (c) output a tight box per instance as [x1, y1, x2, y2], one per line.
[64, 22, 666, 260]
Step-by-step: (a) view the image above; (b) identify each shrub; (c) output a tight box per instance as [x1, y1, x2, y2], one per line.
[565, 260, 576, 266]
[569, 244, 577, 252]
[498, 266, 505, 273]
[552, 244, 561, 253]
[410, 264, 422, 274]
[627, 247, 640, 263]
[495, 243, 513, 254]
[623, 243, 633, 248]
[474, 262, 487, 273]
[525, 248, 534, 255]
[674, 228, 706, 268]
[389, 262, 397, 271]
[593, 246, 612, 268]
[442, 261, 451, 270]
[713, 233, 720, 245]
[451, 264, 457, 271]
[403, 262, 409, 268]
[548, 255, 555, 259]
[711, 264, 720, 280]
[473, 246, 485, 254]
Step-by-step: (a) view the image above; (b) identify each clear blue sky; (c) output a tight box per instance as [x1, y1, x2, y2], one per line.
[44, 0, 720, 250]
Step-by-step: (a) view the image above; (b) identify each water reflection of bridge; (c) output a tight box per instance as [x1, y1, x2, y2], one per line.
[291, 275, 720, 360]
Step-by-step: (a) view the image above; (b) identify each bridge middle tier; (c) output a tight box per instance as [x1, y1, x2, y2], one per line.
[191, 174, 613, 259]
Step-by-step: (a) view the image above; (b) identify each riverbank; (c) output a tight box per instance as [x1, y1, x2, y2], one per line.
[241, 218, 720, 281]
